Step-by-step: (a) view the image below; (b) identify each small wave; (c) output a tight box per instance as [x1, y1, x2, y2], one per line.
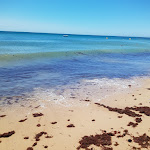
[21, 76, 145, 107]
[0, 48, 150, 63]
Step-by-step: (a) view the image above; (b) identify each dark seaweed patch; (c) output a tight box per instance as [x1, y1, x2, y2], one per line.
[32, 142, 37, 147]
[135, 118, 142, 123]
[118, 116, 123, 118]
[51, 122, 57, 124]
[45, 135, 53, 138]
[37, 124, 41, 127]
[127, 122, 138, 127]
[128, 139, 132, 142]
[33, 113, 44, 117]
[19, 118, 27, 122]
[77, 132, 112, 150]
[129, 106, 150, 116]
[35, 132, 47, 141]
[0, 115, 6, 118]
[0, 131, 15, 138]
[84, 100, 91, 102]
[116, 130, 128, 138]
[95, 103, 141, 117]
[44, 145, 48, 148]
[67, 124, 75, 128]
[27, 147, 33, 150]
[133, 133, 150, 148]
[114, 142, 119, 146]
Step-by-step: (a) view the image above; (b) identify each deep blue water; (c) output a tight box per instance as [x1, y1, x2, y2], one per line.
[0, 31, 150, 96]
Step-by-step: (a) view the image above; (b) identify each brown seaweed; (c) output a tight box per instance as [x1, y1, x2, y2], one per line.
[19, 118, 27, 122]
[133, 133, 150, 148]
[32, 113, 44, 117]
[67, 124, 75, 127]
[77, 132, 112, 150]
[0, 131, 15, 138]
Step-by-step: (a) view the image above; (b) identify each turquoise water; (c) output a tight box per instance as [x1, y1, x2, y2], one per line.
[0, 31, 150, 97]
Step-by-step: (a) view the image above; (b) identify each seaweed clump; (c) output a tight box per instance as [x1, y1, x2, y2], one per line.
[77, 132, 112, 150]
[0, 131, 15, 138]
[35, 131, 47, 141]
[133, 133, 150, 148]
[32, 113, 44, 117]
[95, 103, 141, 117]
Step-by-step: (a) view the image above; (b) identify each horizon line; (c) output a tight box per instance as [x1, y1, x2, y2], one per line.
[0, 30, 150, 39]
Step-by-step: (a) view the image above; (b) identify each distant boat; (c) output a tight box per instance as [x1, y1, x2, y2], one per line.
[106, 37, 108, 39]
[63, 35, 68, 37]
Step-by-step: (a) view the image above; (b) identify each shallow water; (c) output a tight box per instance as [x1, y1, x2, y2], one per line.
[0, 31, 150, 100]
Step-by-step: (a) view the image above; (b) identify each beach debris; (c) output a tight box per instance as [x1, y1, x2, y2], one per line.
[133, 133, 150, 148]
[67, 119, 70, 121]
[27, 147, 33, 150]
[135, 118, 142, 123]
[92, 119, 95, 121]
[117, 129, 128, 138]
[24, 137, 29, 139]
[32, 113, 44, 117]
[118, 116, 123, 118]
[35, 131, 47, 141]
[51, 122, 57, 124]
[67, 124, 75, 128]
[45, 135, 53, 138]
[77, 132, 112, 150]
[19, 118, 27, 122]
[128, 139, 132, 142]
[114, 142, 119, 146]
[128, 85, 132, 87]
[127, 122, 138, 127]
[95, 103, 150, 118]
[132, 146, 141, 150]
[32, 142, 37, 147]
[84, 99, 91, 102]
[0, 131, 15, 138]
[0, 115, 6, 117]
[129, 106, 150, 116]
[95, 103, 141, 117]
[37, 124, 41, 127]
[44, 145, 48, 148]
[147, 88, 150, 90]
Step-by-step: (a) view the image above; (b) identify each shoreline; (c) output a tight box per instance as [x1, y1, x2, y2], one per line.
[0, 78, 150, 149]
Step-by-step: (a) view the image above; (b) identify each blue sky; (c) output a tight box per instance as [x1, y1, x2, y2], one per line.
[0, 0, 150, 37]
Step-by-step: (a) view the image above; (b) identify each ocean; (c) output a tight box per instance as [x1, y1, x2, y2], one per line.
[0, 31, 150, 105]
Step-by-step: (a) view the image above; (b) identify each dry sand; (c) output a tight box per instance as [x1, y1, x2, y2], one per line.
[0, 78, 150, 150]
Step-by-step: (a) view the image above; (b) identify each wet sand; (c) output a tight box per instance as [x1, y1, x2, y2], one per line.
[0, 78, 150, 150]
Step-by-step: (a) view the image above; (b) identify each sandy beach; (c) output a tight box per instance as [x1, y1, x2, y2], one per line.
[0, 78, 150, 150]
